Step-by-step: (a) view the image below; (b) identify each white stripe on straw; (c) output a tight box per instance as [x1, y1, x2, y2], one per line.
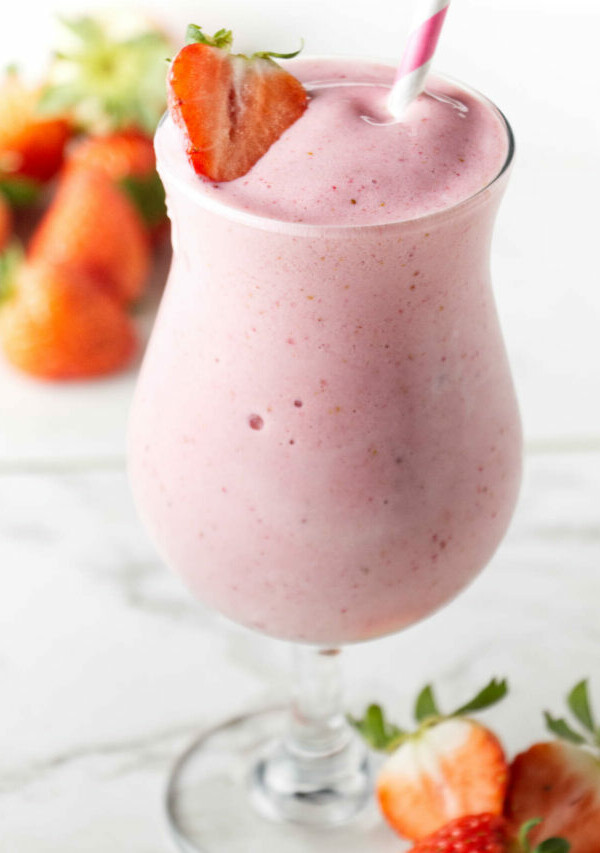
[388, 0, 450, 119]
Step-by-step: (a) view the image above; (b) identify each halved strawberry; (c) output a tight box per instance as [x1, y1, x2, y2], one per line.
[505, 680, 600, 853]
[350, 679, 509, 841]
[409, 814, 569, 853]
[0, 251, 136, 380]
[167, 26, 308, 181]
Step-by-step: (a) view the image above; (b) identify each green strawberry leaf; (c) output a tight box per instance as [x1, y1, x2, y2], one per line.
[254, 41, 304, 61]
[58, 15, 104, 44]
[518, 817, 542, 853]
[348, 704, 405, 753]
[42, 17, 173, 134]
[450, 678, 508, 716]
[567, 680, 595, 734]
[0, 242, 24, 303]
[535, 839, 571, 853]
[0, 177, 41, 207]
[351, 677, 509, 753]
[36, 84, 81, 116]
[414, 685, 439, 723]
[120, 173, 166, 229]
[544, 711, 587, 745]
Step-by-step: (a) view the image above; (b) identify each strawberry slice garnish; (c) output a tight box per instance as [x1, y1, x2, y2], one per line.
[350, 679, 509, 841]
[167, 26, 308, 182]
[505, 680, 600, 853]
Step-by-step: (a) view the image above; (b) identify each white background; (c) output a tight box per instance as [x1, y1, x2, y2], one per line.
[0, 0, 599, 448]
[1, 5, 599, 850]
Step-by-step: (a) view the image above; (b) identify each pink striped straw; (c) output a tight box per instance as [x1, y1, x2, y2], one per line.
[388, 0, 450, 118]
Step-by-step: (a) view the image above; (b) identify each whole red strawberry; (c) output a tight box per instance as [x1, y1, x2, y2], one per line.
[168, 25, 307, 181]
[505, 680, 600, 853]
[68, 130, 167, 236]
[0, 69, 71, 191]
[0, 252, 136, 380]
[69, 130, 156, 181]
[29, 165, 150, 305]
[410, 814, 570, 853]
[410, 813, 509, 853]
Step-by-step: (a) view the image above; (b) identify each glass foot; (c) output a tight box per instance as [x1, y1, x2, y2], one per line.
[165, 706, 407, 852]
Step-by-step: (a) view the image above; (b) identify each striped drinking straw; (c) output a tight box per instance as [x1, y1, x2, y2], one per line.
[388, 0, 451, 119]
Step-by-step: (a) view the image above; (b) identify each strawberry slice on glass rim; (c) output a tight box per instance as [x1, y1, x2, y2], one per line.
[167, 26, 308, 182]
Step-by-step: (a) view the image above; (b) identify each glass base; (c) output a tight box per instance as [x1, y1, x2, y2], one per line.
[165, 707, 407, 852]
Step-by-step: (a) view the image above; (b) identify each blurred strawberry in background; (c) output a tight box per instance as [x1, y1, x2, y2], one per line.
[30, 155, 152, 307]
[41, 15, 171, 137]
[67, 129, 168, 243]
[0, 249, 136, 380]
[0, 67, 73, 204]
[0, 13, 173, 381]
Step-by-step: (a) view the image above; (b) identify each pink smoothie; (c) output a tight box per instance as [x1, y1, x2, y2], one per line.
[128, 58, 521, 645]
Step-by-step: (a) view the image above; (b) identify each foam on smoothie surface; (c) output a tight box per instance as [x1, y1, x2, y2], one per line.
[166, 58, 508, 225]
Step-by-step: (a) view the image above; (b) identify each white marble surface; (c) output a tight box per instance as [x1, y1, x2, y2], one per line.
[1, 450, 599, 851]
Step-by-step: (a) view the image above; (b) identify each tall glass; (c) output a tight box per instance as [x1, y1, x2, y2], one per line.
[128, 69, 520, 852]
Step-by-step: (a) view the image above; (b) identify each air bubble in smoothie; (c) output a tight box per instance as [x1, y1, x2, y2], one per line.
[248, 415, 264, 431]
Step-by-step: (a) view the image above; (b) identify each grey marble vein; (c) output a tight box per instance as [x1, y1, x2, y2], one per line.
[0, 721, 199, 795]
[0, 451, 598, 852]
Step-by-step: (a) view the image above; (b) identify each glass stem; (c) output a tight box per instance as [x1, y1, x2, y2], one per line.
[288, 646, 351, 757]
[250, 643, 371, 825]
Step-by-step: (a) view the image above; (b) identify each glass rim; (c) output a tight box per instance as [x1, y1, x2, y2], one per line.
[156, 65, 515, 236]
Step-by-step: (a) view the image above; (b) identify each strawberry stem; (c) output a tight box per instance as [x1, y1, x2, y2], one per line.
[414, 685, 439, 723]
[40, 16, 173, 134]
[449, 678, 508, 716]
[254, 40, 305, 61]
[519, 818, 542, 852]
[185, 25, 233, 50]
[567, 680, 595, 733]
[347, 704, 405, 752]
[184, 24, 304, 62]
[119, 174, 166, 229]
[544, 711, 586, 745]
[350, 677, 509, 753]
[517, 818, 570, 853]
[0, 177, 41, 207]
[544, 679, 600, 754]
[0, 242, 23, 304]
[534, 841, 571, 853]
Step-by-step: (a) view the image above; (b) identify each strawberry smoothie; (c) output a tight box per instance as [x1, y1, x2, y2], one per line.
[128, 58, 521, 645]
